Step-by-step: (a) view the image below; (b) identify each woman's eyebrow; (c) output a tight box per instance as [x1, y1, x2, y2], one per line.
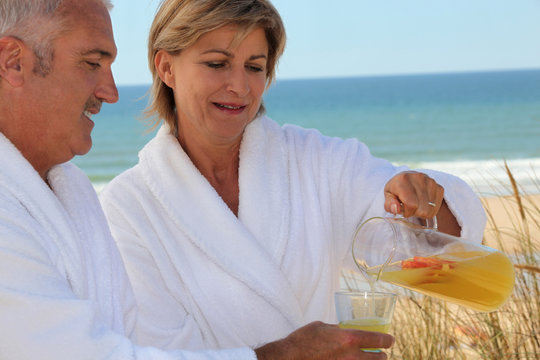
[201, 48, 232, 57]
[249, 54, 267, 61]
[201, 49, 267, 61]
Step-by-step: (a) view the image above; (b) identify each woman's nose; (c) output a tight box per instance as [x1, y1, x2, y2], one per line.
[226, 67, 250, 97]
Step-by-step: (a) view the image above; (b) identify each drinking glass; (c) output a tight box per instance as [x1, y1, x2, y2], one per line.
[335, 291, 397, 352]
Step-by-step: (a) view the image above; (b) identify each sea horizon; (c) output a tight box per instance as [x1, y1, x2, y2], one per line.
[74, 69, 540, 197]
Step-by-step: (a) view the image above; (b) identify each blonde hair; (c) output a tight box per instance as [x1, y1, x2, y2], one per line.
[146, 0, 286, 132]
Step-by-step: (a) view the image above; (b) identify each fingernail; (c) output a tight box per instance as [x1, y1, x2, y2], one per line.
[391, 203, 398, 214]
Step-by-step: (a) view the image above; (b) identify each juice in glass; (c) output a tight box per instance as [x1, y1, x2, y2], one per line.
[338, 317, 391, 333]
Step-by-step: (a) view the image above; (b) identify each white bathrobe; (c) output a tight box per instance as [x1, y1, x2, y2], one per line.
[0, 133, 255, 360]
[100, 116, 486, 351]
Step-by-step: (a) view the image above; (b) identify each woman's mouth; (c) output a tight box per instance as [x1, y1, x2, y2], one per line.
[214, 102, 246, 112]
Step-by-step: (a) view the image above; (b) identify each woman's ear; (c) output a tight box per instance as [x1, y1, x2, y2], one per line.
[155, 50, 175, 89]
[0, 37, 25, 87]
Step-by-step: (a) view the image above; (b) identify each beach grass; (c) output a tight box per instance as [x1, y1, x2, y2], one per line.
[343, 166, 540, 359]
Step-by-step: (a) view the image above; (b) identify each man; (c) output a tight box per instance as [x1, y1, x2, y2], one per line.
[0, 0, 393, 359]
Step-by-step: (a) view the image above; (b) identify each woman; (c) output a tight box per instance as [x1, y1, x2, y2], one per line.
[100, 0, 486, 353]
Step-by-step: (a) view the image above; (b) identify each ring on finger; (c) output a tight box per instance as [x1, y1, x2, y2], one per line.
[428, 201, 437, 207]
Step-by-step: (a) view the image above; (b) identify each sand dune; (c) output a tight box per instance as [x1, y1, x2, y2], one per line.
[481, 194, 540, 255]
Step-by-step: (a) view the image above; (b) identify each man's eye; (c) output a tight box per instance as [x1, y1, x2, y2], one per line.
[86, 61, 101, 69]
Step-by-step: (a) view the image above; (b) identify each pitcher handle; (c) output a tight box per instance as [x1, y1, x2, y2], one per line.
[394, 214, 438, 231]
[425, 216, 438, 230]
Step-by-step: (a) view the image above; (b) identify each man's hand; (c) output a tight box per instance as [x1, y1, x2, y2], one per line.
[254, 321, 394, 359]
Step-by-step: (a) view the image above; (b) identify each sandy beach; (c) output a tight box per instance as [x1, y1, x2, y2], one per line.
[481, 193, 540, 254]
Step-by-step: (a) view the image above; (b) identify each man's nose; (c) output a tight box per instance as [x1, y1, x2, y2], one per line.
[96, 69, 119, 104]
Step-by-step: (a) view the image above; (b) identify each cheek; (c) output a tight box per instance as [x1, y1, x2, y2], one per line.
[250, 75, 267, 99]
[174, 81, 209, 115]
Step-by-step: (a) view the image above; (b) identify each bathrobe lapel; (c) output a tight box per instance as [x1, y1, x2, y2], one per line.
[0, 133, 86, 296]
[138, 118, 304, 345]
[0, 133, 126, 332]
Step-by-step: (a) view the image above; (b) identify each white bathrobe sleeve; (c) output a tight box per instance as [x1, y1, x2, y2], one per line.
[0, 196, 256, 360]
[281, 124, 486, 270]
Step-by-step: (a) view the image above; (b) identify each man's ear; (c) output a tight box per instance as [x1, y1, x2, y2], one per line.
[154, 50, 175, 89]
[0, 37, 25, 87]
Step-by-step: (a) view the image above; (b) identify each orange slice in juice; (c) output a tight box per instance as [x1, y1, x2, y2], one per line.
[402, 256, 455, 270]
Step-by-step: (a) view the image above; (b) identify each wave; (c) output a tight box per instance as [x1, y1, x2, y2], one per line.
[404, 157, 540, 197]
[92, 157, 540, 197]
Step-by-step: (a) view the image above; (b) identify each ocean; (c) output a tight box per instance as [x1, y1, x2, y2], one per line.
[74, 69, 540, 197]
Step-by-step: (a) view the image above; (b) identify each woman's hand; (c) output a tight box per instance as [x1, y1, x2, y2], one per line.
[255, 321, 394, 359]
[383, 171, 461, 236]
[384, 171, 443, 218]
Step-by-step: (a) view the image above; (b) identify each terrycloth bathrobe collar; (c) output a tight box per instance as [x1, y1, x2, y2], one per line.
[0, 132, 127, 333]
[136, 117, 303, 345]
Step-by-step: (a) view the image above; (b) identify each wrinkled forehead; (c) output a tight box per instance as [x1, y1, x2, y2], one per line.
[59, 0, 112, 34]
[58, 0, 117, 57]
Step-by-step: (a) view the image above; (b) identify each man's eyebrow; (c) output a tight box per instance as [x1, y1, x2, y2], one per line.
[201, 49, 267, 61]
[81, 48, 115, 59]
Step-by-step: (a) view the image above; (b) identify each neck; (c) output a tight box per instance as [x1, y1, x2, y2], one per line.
[177, 134, 241, 216]
[0, 100, 55, 183]
[1, 130, 51, 183]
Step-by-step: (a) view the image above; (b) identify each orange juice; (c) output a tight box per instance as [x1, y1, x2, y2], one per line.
[339, 318, 390, 352]
[366, 250, 515, 312]
[339, 317, 391, 333]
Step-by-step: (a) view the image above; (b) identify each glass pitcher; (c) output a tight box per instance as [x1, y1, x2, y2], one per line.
[352, 215, 515, 312]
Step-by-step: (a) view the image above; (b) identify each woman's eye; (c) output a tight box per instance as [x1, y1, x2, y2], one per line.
[248, 65, 264, 72]
[247, 65, 264, 73]
[206, 62, 225, 69]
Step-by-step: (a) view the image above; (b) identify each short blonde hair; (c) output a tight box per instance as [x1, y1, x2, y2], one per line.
[146, 0, 286, 132]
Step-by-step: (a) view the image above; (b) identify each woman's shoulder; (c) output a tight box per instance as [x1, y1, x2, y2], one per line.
[277, 119, 367, 155]
[100, 165, 145, 204]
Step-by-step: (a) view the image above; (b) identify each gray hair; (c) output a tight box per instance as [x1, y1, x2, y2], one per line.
[0, 0, 113, 75]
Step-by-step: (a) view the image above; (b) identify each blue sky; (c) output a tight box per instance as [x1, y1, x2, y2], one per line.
[110, 0, 540, 86]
